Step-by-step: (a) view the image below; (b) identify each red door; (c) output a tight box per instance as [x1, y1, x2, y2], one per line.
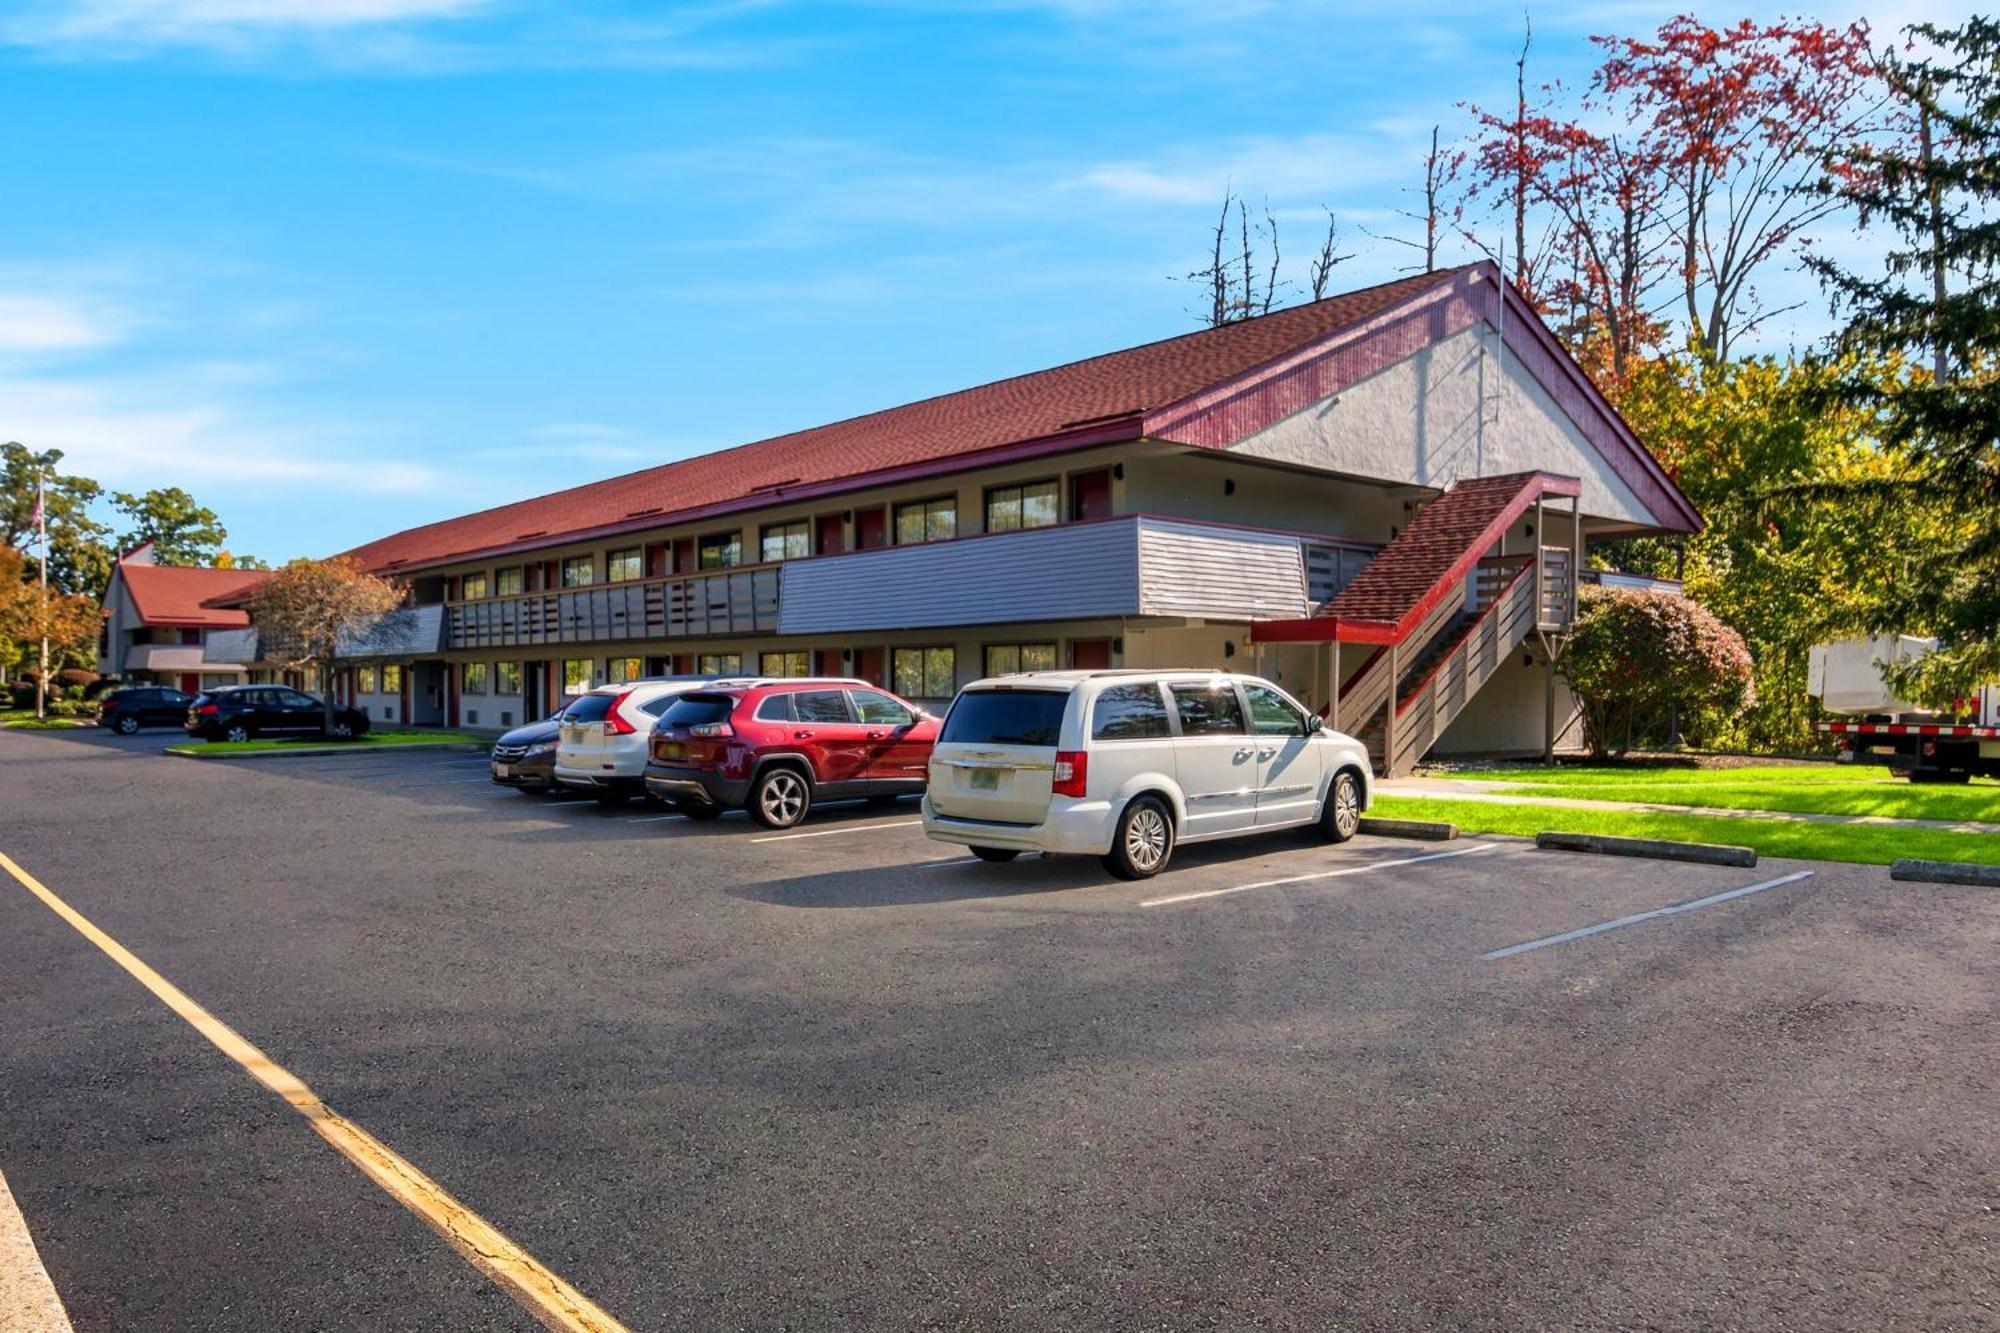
[1070, 639, 1114, 670]
[447, 667, 460, 727]
[645, 543, 670, 577]
[672, 538, 696, 573]
[854, 507, 887, 550]
[179, 673, 200, 693]
[1071, 469, 1112, 521]
[673, 654, 696, 676]
[816, 513, 846, 555]
[853, 647, 885, 687]
[815, 648, 845, 678]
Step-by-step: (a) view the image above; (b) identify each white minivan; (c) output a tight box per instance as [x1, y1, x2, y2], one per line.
[554, 678, 730, 804]
[922, 671, 1372, 879]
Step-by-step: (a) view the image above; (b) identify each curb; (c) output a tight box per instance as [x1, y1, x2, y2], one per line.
[164, 741, 486, 761]
[1890, 858, 2000, 887]
[1357, 817, 1458, 841]
[1535, 830, 1756, 868]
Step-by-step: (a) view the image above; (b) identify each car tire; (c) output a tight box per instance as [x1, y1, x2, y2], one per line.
[749, 766, 813, 829]
[969, 846, 1020, 862]
[676, 801, 724, 821]
[1318, 769, 1362, 843]
[223, 722, 253, 743]
[1102, 795, 1174, 880]
[115, 715, 140, 735]
[330, 720, 354, 739]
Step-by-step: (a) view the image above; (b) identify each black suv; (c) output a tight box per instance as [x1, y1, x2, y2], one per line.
[186, 685, 372, 743]
[99, 686, 195, 734]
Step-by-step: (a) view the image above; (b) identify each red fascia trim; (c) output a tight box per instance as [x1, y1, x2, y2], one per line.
[1394, 561, 1536, 717]
[366, 417, 1146, 577]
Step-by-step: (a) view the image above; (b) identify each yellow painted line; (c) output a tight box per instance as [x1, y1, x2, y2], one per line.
[1, 1165, 73, 1332]
[0, 851, 628, 1333]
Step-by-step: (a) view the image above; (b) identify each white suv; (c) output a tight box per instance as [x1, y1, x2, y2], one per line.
[922, 671, 1372, 879]
[554, 678, 740, 805]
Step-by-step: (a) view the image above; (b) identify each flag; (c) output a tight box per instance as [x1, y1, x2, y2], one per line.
[29, 479, 43, 538]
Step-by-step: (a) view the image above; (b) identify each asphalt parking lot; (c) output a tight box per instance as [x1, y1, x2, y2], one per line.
[3, 726, 1997, 1331]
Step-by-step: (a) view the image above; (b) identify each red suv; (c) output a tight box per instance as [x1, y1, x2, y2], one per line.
[645, 678, 941, 828]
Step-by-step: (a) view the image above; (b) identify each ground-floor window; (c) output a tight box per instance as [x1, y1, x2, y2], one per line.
[606, 656, 643, 684]
[562, 658, 593, 692]
[698, 652, 741, 675]
[982, 642, 1057, 677]
[462, 662, 489, 694]
[759, 650, 809, 677]
[358, 666, 378, 693]
[381, 664, 404, 693]
[892, 645, 956, 700]
[496, 661, 522, 695]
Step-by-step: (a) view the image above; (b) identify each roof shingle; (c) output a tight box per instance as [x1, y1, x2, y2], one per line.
[119, 564, 272, 628]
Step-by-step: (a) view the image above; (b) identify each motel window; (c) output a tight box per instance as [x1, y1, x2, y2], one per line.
[495, 662, 522, 696]
[699, 531, 743, 570]
[760, 650, 809, 678]
[607, 548, 643, 583]
[893, 496, 957, 546]
[495, 567, 524, 597]
[984, 480, 1059, 533]
[697, 652, 741, 676]
[561, 556, 596, 588]
[983, 642, 1057, 677]
[892, 645, 956, 700]
[462, 662, 489, 695]
[358, 666, 378, 694]
[606, 656, 643, 684]
[460, 572, 489, 600]
[760, 520, 811, 563]
[381, 664, 404, 693]
[562, 659, 594, 693]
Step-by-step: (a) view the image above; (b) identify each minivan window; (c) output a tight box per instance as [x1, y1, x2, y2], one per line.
[792, 690, 852, 724]
[1168, 683, 1247, 736]
[1244, 684, 1307, 736]
[1092, 683, 1172, 740]
[563, 694, 615, 723]
[661, 694, 736, 729]
[941, 689, 1068, 747]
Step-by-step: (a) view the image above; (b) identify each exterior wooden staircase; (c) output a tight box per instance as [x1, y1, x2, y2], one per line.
[1254, 471, 1582, 776]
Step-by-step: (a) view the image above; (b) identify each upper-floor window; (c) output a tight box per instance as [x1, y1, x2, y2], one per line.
[699, 531, 743, 569]
[561, 556, 596, 588]
[760, 520, 810, 563]
[495, 566, 525, 597]
[984, 479, 1059, 533]
[460, 572, 489, 600]
[607, 548, 643, 582]
[894, 496, 957, 545]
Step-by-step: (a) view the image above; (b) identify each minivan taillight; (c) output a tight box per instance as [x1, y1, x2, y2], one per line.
[1052, 750, 1087, 797]
[602, 691, 638, 735]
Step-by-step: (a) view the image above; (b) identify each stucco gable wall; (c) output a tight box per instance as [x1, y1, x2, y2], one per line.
[1225, 325, 1654, 527]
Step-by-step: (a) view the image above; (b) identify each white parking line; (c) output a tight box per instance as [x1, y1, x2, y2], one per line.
[920, 856, 980, 868]
[628, 813, 685, 823]
[750, 819, 923, 843]
[1481, 870, 1815, 961]
[1140, 843, 1497, 907]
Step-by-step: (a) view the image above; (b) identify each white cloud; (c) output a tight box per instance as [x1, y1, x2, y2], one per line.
[11, 0, 488, 41]
[0, 292, 127, 352]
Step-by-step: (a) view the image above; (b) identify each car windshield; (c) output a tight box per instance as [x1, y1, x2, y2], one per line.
[660, 694, 736, 729]
[563, 695, 616, 723]
[940, 689, 1068, 747]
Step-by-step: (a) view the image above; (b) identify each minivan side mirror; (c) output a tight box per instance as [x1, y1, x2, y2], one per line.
[1306, 714, 1325, 734]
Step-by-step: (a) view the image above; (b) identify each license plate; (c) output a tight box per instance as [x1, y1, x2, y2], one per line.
[494, 764, 513, 777]
[662, 742, 684, 759]
[969, 768, 1000, 791]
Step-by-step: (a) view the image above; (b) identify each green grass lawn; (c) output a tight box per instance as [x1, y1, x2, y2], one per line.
[1372, 794, 2000, 868]
[1431, 763, 2000, 824]
[172, 729, 485, 755]
[4, 716, 92, 730]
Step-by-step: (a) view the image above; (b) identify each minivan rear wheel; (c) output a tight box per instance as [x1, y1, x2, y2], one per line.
[1103, 796, 1173, 880]
[1319, 769, 1362, 843]
[750, 766, 812, 829]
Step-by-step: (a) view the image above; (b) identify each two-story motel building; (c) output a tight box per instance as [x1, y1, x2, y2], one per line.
[221, 264, 1699, 776]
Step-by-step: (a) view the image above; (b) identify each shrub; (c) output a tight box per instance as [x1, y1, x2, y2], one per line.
[57, 667, 98, 688]
[1561, 586, 1755, 756]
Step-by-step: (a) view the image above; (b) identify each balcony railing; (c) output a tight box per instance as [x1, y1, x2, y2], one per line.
[448, 566, 780, 651]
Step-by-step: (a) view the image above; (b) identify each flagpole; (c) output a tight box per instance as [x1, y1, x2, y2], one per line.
[36, 469, 49, 721]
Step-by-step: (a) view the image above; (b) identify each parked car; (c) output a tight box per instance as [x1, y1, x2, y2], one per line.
[922, 670, 1371, 879]
[99, 685, 194, 734]
[488, 704, 570, 794]
[185, 684, 372, 743]
[554, 679, 725, 804]
[645, 678, 939, 828]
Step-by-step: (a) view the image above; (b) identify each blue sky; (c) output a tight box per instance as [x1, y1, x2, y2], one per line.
[0, 0, 1952, 562]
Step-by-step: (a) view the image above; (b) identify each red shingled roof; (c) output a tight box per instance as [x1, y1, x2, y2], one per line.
[119, 563, 272, 628]
[343, 267, 1467, 574]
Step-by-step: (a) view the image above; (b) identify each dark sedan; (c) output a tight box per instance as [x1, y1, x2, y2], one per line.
[99, 686, 195, 734]
[185, 685, 371, 743]
[489, 707, 567, 793]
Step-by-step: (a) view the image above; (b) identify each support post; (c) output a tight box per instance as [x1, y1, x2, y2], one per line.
[1569, 495, 1582, 625]
[1382, 641, 1399, 776]
[1329, 642, 1340, 733]
[1533, 494, 1546, 628]
[1543, 651, 1556, 765]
